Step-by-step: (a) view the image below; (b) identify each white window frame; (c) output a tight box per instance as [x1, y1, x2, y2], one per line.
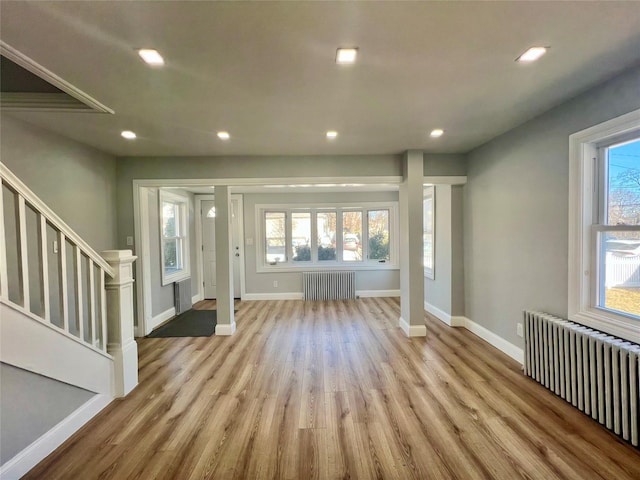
[159, 189, 190, 286]
[256, 202, 399, 272]
[568, 108, 640, 344]
[423, 186, 435, 279]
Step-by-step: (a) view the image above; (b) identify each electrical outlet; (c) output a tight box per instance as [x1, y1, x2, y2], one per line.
[516, 323, 523, 338]
[273, 280, 278, 288]
[126, 236, 134, 246]
[52, 240, 58, 254]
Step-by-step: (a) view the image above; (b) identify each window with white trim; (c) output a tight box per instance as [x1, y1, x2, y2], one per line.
[159, 190, 190, 285]
[423, 186, 435, 279]
[258, 202, 397, 270]
[569, 110, 640, 343]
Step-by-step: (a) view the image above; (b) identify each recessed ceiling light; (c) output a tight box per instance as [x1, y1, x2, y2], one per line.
[336, 48, 358, 64]
[137, 49, 165, 66]
[430, 129, 444, 138]
[217, 131, 230, 140]
[121, 130, 137, 140]
[516, 46, 548, 63]
[326, 130, 338, 139]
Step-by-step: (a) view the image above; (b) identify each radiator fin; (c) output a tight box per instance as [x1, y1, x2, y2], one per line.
[174, 278, 192, 314]
[524, 311, 639, 448]
[302, 271, 355, 301]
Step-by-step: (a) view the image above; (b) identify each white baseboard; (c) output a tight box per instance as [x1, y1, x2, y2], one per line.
[356, 289, 400, 298]
[399, 316, 427, 337]
[0, 394, 112, 480]
[215, 321, 237, 336]
[424, 301, 452, 325]
[149, 306, 176, 331]
[191, 293, 203, 305]
[458, 316, 524, 364]
[243, 292, 304, 301]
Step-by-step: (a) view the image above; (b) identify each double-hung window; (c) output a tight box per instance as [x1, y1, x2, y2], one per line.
[258, 203, 397, 270]
[569, 109, 640, 343]
[159, 190, 190, 285]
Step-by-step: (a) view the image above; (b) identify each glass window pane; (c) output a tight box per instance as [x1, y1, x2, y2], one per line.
[162, 201, 177, 237]
[598, 230, 640, 318]
[292, 212, 311, 262]
[317, 211, 336, 261]
[606, 138, 640, 226]
[368, 210, 390, 261]
[265, 212, 286, 264]
[164, 238, 181, 273]
[423, 192, 434, 270]
[343, 211, 362, 262]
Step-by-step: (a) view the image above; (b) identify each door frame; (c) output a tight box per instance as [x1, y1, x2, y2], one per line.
[195, 194, 246, 301]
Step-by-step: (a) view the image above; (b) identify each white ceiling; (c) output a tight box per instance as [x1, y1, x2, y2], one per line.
[1, 1, 640, 157]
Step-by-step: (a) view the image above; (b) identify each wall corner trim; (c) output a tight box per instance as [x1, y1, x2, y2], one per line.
[0, 394, 112, 480]
[215, 322, 236, 336]
[424, 301, 452, 325]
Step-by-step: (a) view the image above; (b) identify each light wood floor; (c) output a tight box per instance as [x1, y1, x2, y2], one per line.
[26, 298, 640, 479]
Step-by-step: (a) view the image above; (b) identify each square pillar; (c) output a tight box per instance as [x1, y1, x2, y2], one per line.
[399, 150, 426, 336]
[102, 249, 138, 396]
[214, 186, 236, 335]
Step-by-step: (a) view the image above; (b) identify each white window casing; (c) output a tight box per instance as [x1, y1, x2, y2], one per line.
[568, 108, 640, 343]
[159, 189, 190, 286]
[256, 202, 399, 272]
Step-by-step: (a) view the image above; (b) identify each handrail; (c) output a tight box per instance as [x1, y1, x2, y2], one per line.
[0, 162, 115, 277]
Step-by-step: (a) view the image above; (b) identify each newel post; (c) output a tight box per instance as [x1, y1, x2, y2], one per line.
[102, 249, 138, 397]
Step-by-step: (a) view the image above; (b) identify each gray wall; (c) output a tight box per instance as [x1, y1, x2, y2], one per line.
[424, 185, 465, 317]
[464, 64, 640, 347]
[0, 363, 95, 465]
[242, 191, 401, 295]
[424, 154, 467, 177]
[1, 114, 118, 252]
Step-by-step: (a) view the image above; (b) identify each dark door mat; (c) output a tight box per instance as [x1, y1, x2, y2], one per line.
[147, 309, 217, 338]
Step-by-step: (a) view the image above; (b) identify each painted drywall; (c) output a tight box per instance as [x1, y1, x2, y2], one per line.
[242, 191, 401, 295]
[1, 114, 118, 252]
[0, 362, 95, 465]
[464, 64, 640, 347]
[425, 185, 452, 314]
[424, 154, 467, 176]
[450, 185, 465, 316]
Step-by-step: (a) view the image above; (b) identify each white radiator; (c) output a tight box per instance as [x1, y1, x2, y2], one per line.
[524, 311, 640, 447]
[174, 278, 192, 314]
[303, 271, 356, 300]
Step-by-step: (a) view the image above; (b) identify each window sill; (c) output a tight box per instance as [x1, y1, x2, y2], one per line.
[257, 263, 399, 273]
[570, 309, 640, 344]
[161, 270, 190, 287]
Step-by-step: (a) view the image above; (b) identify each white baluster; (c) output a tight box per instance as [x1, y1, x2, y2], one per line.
[100, 268, 107, 352]
[39, 214, 50, 322]
[17, 195, 29, 310]
[89, 260, 96, 348]
[58, 231, 69, 332]
[0, 179, 8, 301]
[74, 245, 84, 341]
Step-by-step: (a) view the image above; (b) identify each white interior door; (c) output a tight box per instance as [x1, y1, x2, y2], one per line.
[231, 196, 242, 297]
[202, 200, 217, 299]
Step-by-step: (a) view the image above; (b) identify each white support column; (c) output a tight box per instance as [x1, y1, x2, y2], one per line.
[214, 186, 236, 335]
[399, 150, 426, 336]
[102, 249, 138, 397]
